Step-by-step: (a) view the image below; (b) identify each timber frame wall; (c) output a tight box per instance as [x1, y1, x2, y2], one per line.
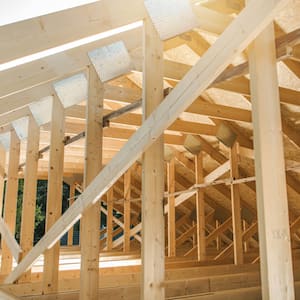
[0, 0, 299, 299]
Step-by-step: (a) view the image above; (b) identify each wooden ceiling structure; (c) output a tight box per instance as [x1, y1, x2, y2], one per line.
[0, 0, 299, 299]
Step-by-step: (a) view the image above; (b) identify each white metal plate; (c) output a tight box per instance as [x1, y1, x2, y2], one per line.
[144, 0, 200, 40]
[29, 96, 53, 126]
[12, 117, 29, 140]
[54, 73, 88, 108]
[0, 132, 11, 150]
[88, 41, 133, 82]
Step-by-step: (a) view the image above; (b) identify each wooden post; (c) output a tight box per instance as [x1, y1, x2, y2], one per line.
[0, 146, 6, 216]
[124, 168, 131, 253]
[19, 116, 40, 283]
[248, 22, 295, 299]
[216, 220, 221, 251]
[141, 16, 165, 300]
[230, 142, 243, 265]
[1, 130, 20, 275]
[243, 220, 248, 252]
[80, 64, 103, 300]
[195, 153, 206, 261]
[106, 187, 114, 252]
[42, 95, 65, 294]
[67, 183, 75, 246]
[167, 158, 176, 257]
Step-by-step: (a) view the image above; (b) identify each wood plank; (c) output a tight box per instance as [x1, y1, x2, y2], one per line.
[5, 0, 288, 283]
[0, 0, 146, 64]
[0, 217, 22, 263]
[141, 16, 165, 300]
[19, 117, 40, 283]
[79, 64, 103, 300]
[230, 142, 243, 265]
[42, 96, 65, 294]
[0, 288, 20, 300]
[206, 217, 232, 246]
[123, 168, 131, 252]
[67, 183, 75, 246]
[248, 21, 295, 299]
[1, 130, 20, 275]
[167, 158, 176, 257]
[195, 153, 206, 261]
[106, 187, 114, 252]
[176, 224, 197, 247]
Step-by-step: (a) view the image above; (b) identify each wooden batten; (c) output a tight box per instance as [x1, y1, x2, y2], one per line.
[42, 95, 65, 294]
[106, 187, 114, 252]
[19, 116, 40, 283]
[167, 157, 176, 257]
[1, 130, 20, 275]
[67, 183, 75, 247]
[141, 16, 165, 300]
[80, 64, 103, 300]
[195, 152, 206, 261]
[248, 21, 295, 299]
[123, 168, 131, 253]
[230, 142, 243, 265]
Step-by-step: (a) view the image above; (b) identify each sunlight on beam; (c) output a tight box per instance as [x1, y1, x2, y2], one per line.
[0, 21, 143, 72]
[0, 0, 99, 26]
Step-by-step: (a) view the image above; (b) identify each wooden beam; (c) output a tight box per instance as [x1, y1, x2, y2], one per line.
[0, 217, 22, 263]
[230, 142, 243, 265]
[0, 288, 20, 300]
[0, 0, 146, 64]
[195, 153, 206, 261]
[248, 21, 294, 299]
[141, 16, 165, 300]
[167, 158, 176, 257]
[206, 217, 232, 246]
[19, 116, 40, 283]
[106, 187, 114, 252]
[79, 64, 103, 300]
[124, 168, 131, 252]
[5, 0, 288, 284]
[1, 130, 20, 275]
[191, 5, 233, 35]
[42, 96, 65, 294]
[67, 183, 75, 246]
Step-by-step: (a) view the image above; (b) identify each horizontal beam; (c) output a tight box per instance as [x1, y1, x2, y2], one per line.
[0, 0, 146, 64]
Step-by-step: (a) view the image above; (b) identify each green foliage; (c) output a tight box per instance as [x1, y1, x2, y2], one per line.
[15, 179, 46, 244]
